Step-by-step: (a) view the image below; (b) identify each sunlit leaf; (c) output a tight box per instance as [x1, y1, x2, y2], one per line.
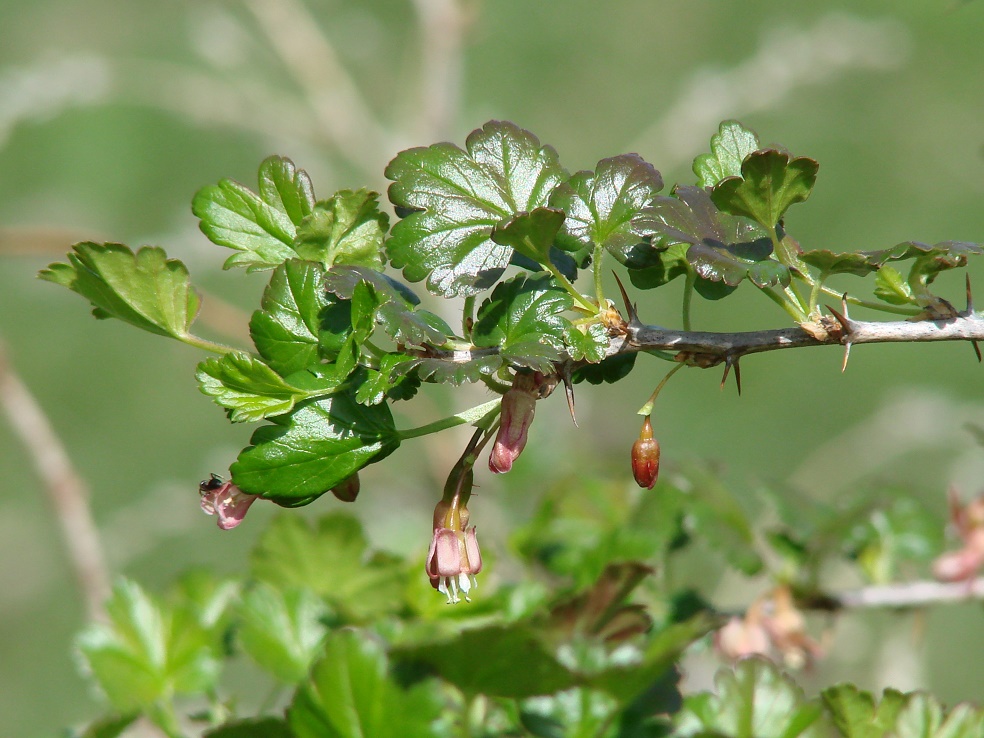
[293, 189, 388, 269]
[693, 120, 762, 188]
[237, 583, 329, 683]
[250, 514, 404, 621]
[550, 154, 664, 262]
[197, 351, 322, 423]
[386, 120, 567, 297]
[231, 389, 399, 503]
[39, 242, 200, 339]
[289, 629, 444, 738]
[193, 156, 315, 270]
[822, 684, 906, 738]
[675, 658, 825, 738]
[873, 265, 915, 305]
[711, 149, 818, 230]
[76, 579, 220, 711]
[490, 207, 567, 267]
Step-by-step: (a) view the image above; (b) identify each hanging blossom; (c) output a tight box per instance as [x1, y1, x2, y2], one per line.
[426, 498, 482, 603]
[199, 474, 260, 530]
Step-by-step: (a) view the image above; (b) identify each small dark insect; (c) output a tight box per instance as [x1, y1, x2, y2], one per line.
[199, 473, 225, 494]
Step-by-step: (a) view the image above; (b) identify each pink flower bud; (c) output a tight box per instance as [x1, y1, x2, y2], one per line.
[631, 416, 660, 489]
[489, 373, 540, 474]
[199, 474, 260, 530]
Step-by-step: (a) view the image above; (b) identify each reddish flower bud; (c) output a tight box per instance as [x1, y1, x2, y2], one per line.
[199, 474, 260, 530]
[631, 416, 660, 489]
[331, 473, 360, 502]
[489, 373, 540, 474]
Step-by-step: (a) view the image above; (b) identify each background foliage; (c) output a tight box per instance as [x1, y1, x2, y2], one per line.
[2, 0, 984, 734]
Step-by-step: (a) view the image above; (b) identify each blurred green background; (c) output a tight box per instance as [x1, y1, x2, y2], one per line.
[2, 0, 984, 733]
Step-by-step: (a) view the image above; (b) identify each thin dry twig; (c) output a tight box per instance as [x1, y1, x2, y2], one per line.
[0, 340, 110, 621]
[802, 577, 984, 612]
[242, 0, 392, 174]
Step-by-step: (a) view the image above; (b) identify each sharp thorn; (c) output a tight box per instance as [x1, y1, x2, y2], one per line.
[720, 357, 742, 395]
[841, 341, 852, 373]
[826, 304, 852, 333]
[973, 339, 982, 364]
[966, 273, 975, 315]
[720, 361, 730, 391]
[733, 358, 742, 396]
[561, 365, 578, 427]
[612, 270, 637, 323]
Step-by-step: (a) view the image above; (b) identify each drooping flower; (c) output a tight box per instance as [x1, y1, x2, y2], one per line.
[426, 499, 483, 604]
[199, 474, 260, 530]
[631, 415, 661, 489]
[331, 472, 361, 502]
[489, 372, 544, 474]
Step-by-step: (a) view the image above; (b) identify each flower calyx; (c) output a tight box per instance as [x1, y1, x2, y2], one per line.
[199, 473, 260, 530]
[426, 497, 482, 604]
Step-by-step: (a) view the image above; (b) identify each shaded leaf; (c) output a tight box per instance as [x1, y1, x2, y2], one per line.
[693, 120, 761, 189]
[800, 241, 984, 280]
[473, 273, 573, 372]
[237, 583, 329, 683]
[231, 389, 399, 503]
[39, 242, 200, 339]
[571, 353, 638, 384]
[386, 120, 567, 297]
[193, 156, 315, 270]
[325, 265, 453, 346]
[71, 713, 139, 738]
[76, 579, 220, 712]
[250, 260, 333, 375]
[550, 154, 664, 262]
[355, 354, 416, 405]
[491, 207, 567, 266]
[711, 149, 818, 230]
[641, 187, 787, 289]
[844, 497, 944, 584]
[293, 189, 388, 269]
[250, 514, 405, 621]
[395, 350, 503, 386]
[682, 467, 763, 576]
[197, 351, 321, 423]
[565, 323, 609, 363]
[289, 629, 444, 738]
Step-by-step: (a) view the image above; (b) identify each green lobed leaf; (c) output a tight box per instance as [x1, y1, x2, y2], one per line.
[564, 323, 609, 363]
[197, 351, 321, 423]
[693, 120, 761, 189]
[874, 265, 915, 305]
[39, 242, 200, 339]
[894, 693, 984, 738]
[490, 206, 567, 266]
[288, 629, 445, 738]
[193, 155, 315, 270]
[75, 579, 220, 712]
[293, 189, 388, 269]
[386, 120, 568, 297]
[550, 154, 664, 263]
[249, 260, 335, 375]
[237, 583, 329, 683]
[675, 658, 825, 738]
[329, 280, 384, 385]
[639, 187, 787, 289]
[71, 713, 139, 738]
[355, 354, 416, 405]
[472, 273, 574, 372]
[822, 684, 906, 738]
[325, 265, 453, 346]
[231, 388, 399, 503]
[250, 514, 405, 621]
[800, 241, 984, 279]
[711, 149, 819, 230]
[394, 350, 503, 386]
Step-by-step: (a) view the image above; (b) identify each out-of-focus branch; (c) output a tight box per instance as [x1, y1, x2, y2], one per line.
[410, 0, 473, 141]
[804, 577, 984, 611]
[242, 0, 392, 174]
[0, 341, 110, 621]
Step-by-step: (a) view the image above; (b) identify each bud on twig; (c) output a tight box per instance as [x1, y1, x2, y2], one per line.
[489, 372, 541, 474]
[631, 416, 660, 489]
